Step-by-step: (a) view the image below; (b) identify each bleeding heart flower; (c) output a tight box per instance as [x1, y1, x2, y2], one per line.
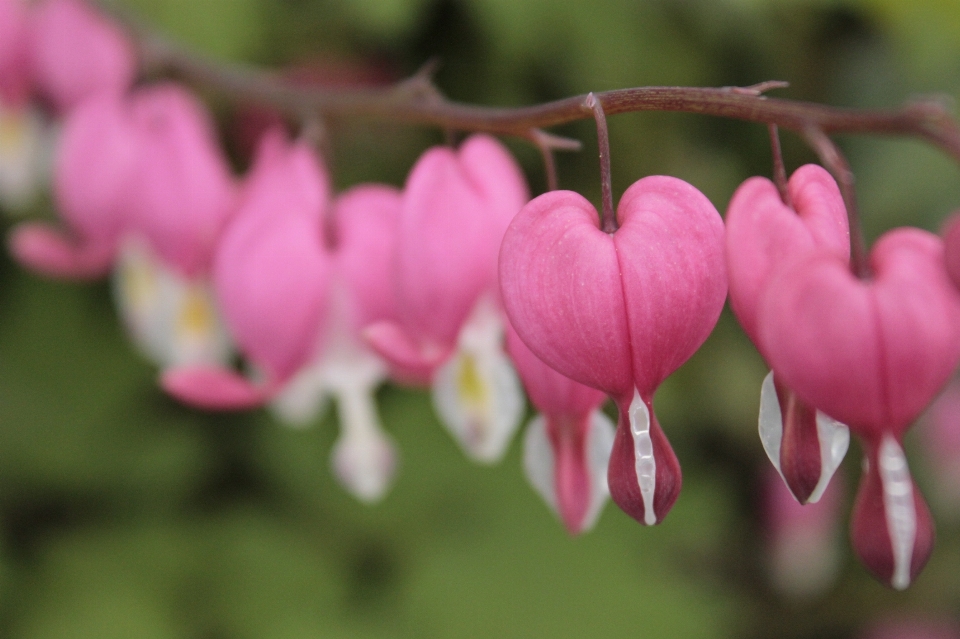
[125, 83, 237, 279]
[9, 92, 136, 278]
[500, 176, 727, 525]
[365, 134, 528, 463]
[163, 130, 401, 502]
[760, 227, 960, 588]
[506, 325, 614, 535]
[29, 0, 135, 112]
[726, 164, 851, 504]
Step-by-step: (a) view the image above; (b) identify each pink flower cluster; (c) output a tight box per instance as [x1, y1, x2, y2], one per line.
[6, 0, 960, 592]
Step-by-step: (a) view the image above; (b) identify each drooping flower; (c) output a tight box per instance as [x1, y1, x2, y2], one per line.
[163, 130, 401, 502]
[726, 165, 851, 504]
[760, 227, 960, 588]
[365, 134, 528, 463]
[9, 84, 236, 367]
[762, 465, 843, 598]
[28, 0, 135, 112]
[506, 325, 614, 535]
[499, 177, 727, 525]
[9, 92, 137, 279]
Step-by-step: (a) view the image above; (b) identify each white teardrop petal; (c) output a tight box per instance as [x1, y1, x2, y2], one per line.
[330, 381, 398, 503]
[580, 408, 615, 532]
[878, 436, 917, 591]
[758, 370, 785, 479]
[807, 412, 849, 504]
[628, 390, 657, 526]
[0, 103, 51, 212]
[431, 301, 523, 463]
[522, 415, 557, 514]
[270, 365, 328, 428]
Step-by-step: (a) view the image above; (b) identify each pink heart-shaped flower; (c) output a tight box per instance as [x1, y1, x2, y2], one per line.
[760, 227, 960, 437]
[500, 176, 726, 525]
[726, 164, 849, 349]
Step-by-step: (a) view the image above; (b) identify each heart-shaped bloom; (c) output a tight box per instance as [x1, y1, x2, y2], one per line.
[726, 165, 851, 504]
[760, 227, 960, 588]
[164, 130, 401, 502]
[365, 134, 528, 463]
[500, 177, 727, 525]
[506, 326, 614, 535]
[28, 0, 135, 112]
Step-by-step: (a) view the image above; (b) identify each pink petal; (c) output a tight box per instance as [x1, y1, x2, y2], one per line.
[396, 134, 527, 351]
[53, 92, 138, 246]
[760, 228, 960, 436]
[725, 164, 848, 347]
[548, 413, 593, 535]
[214, 134, 329, 382]
[128, 83, 237, 277]
[614, 175, 727, 394]
[332, 184, 402, 330]
[0, 0, 30, 104]
[8, 222, 114, 279]
[363, 320, 450, 385]
[850, 436, 934, 590]
[161, 366, 274, 410]
[29, 0, 135, 111]
[774, 378, 824, 504]
[505, 323, 607, 417]
[499, 190, 633, 400]
[607, 396, 681, 526]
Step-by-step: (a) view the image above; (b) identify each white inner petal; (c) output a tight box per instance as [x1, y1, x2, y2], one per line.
[582, 408, 615, 532]
[330, 377, 398, 503]
[0, 103, 50, 212]
[114, 237, 232, 369]
[522, 414, 557, 514]
[758, 370, 785, 479]
[878, 435, 917, 591]
[808, 413, 849, 504]
[758, 371, 850, 504]
[431, 297, 523, 463]
[628, 390, 657, 526]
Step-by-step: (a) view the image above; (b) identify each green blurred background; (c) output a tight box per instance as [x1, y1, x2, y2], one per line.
[3, 0, 960, 637]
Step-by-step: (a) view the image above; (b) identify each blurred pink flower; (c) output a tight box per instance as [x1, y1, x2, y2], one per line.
[365, 134, 528, 463]
[29, 0, 135, 111]
[507, 326, 614, 535]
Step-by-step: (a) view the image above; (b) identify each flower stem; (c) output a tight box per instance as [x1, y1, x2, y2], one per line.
[584, 93, 616, 233]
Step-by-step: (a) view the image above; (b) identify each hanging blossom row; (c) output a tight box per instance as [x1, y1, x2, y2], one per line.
[5, 0, 960, 593]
